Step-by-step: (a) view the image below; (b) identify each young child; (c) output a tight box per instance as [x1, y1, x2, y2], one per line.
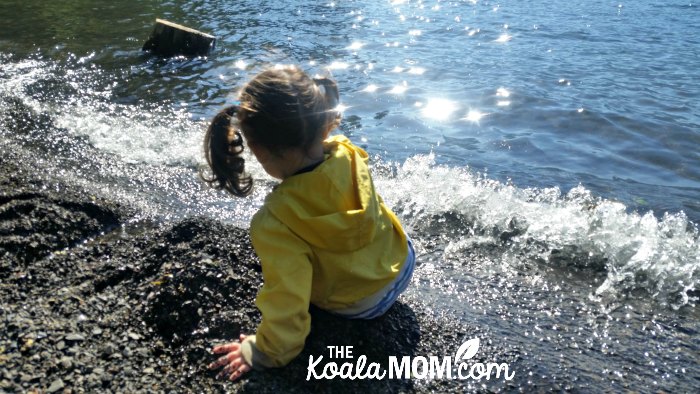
[203, 65, 415, 381]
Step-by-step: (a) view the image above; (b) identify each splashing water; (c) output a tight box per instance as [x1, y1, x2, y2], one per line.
[376, 154, 699, 308]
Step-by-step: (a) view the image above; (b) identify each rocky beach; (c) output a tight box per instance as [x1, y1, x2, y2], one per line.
[0, 106, 517, 393]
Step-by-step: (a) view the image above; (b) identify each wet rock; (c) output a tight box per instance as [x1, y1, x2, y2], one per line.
[19, 373, 34, 382]
[47, 378, 65, 393]
[0, 380, 12, 390]
[100, 342, 118, 359]
[59, 356, 73, 369]
[127, 332, 141, 341]
[2, 369, 16, 382]
[65, 333, 85, 342]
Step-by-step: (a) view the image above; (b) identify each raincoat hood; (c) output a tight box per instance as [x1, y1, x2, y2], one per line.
[263, 135, 383, 252]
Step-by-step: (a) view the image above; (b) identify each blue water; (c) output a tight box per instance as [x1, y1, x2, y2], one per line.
[1, 0, 699, 391]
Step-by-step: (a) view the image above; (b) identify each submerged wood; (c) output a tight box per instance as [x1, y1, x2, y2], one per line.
[142, 19, 216, 57]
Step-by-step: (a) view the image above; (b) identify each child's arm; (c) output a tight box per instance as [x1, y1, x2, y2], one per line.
[243, 213, 314, 368]
[208, 210, 314, 378]
[208, 221, 312, 379]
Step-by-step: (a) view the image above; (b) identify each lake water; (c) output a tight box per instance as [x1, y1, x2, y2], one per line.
[1, 0, 698, 391]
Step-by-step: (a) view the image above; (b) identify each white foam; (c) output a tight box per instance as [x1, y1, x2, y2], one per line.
[54, 104, 203, 166]
[0, 59, 49, 114]
[375, 154, 700, 308]
[1, 58, 204, 167]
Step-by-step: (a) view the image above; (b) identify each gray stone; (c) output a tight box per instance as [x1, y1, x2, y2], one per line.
[100, 343, 117, 358]
[65, 333, 85, 341]
[47, 378, 64, 393]
[135, 347, 150, 357]
[3, 369, 16, 381]
[60, 356, 73, 369]
[19, 373, 33, 382]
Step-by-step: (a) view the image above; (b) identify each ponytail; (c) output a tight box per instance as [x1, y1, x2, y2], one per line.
[201, 105, 253, 197]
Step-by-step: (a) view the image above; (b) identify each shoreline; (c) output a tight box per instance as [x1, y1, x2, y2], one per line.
[0, 141, 517, 393]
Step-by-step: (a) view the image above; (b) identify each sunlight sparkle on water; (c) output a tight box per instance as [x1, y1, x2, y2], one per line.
[363, 84, 379, 93]
[463, 109, 487, 122]
[409, 29, 422, 36]
[421, 98, 458, 121]
[497, 87, 511, 98]
[408, 67, 426, 75]
[346, 42, 364, 50]
[234, 60, 247, 70]
[327, 61, 349, 70]
[495, 34, 512, 42]
[389, 82, 408, 94]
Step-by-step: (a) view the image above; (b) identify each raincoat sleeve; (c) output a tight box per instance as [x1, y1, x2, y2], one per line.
[242, 210, 313, 369]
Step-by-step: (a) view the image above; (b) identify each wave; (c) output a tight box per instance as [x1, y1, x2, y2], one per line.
[0, 57, 204, 167]
[376, 155, 699, 309]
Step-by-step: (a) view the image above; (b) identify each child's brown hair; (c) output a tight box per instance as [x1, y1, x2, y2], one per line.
[202, 66, 341, 196]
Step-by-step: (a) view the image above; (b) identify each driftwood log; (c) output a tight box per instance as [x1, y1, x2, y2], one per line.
[142, 19, 216, 57]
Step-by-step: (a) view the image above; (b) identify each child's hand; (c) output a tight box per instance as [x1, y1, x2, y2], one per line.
[208, 334, 252, 381]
